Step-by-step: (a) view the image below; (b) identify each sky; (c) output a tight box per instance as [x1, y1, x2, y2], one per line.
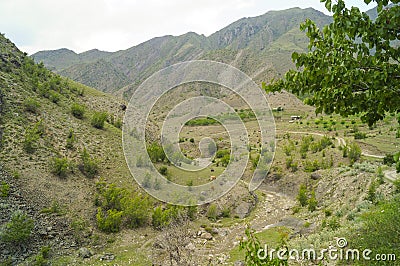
[0, 0, 375, 55]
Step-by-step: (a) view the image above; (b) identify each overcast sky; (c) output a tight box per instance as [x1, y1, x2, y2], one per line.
[0, 0, 375, 55]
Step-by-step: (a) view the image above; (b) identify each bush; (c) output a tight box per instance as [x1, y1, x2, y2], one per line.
[308, 189, 318, 212]
[0, 181, 10, 198]
[159, 166, 168, 176]
[96, 208, 123, 233]
[48, 91, 61, 104]
[23, 98, 40, 113]
[0, 210, 34, 244]
[80, 148, 99, 178]
[297, 184, 308, 207]
[122, 195, 151, 228]
[50, 157, 70, 177]
[347, 142, 362, 164]
[23, 120, 44, 153]
[91, 112, 108, 129]
[71, 103, 85, 119]
[147, 143, 166, 163]
[206, 203, 218, 221]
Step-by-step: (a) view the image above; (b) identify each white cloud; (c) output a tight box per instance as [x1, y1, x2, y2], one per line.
[0, 0, 376, 55]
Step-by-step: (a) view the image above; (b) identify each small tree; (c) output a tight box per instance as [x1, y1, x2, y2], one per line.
[0, 211, 34, 245]
[348, 142, 362, 164]
[297, 184, 308, 207]
[50, 157, 70, 177]
[0, 181, 10, 198]
[91, 111, 108, 129]
[308, 189, 318, 212]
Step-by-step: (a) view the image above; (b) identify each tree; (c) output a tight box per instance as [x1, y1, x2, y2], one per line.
[265, 0, 399, 127]
[297, 184, 308, 207]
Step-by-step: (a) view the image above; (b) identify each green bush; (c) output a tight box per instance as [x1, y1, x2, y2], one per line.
[147, 143, 166, 163]
[348, 196, 400, 264]
[48, 91, 61, 104]
[297, 184, 308, 207]
[23, 120, 44, 153]
[23, 98, 40, 113]
[71, 103, 85, 119]
[91, 111, 108, 129]
[206, 203, 218, 221]
[0, 211, 34, 244]
[216, 149, 230, 158]
[96, 208, 123, 233]
[33, 246, 51, 266]
[308, 189, 318, 212]
[159, 166, 168, 176]
[239, 227, 288, 266]
[80, 148, 99, 178]
[122, 195, 151, 229]
[347, 142, 362, 164]
[0, 181, 10, 198]
[50, 157, 70, 177]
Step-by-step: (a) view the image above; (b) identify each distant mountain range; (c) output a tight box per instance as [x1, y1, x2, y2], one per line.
[31, 7, 351, 99]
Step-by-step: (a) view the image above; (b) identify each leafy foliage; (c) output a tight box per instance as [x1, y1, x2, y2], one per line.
[71, 103, 85, 119]
[266, 0, 400, 127]
[239, 227, 288, 265]
[50, 157, 70, 177]
[91, 111, 108, 129]
[23, 97, 40, 113]
[0, 211, 34, 245]
[348, 195, 400, 265]
[0, 181, 10, 198]
[79, 148, 99, 178]
[297, 184, 308, 207]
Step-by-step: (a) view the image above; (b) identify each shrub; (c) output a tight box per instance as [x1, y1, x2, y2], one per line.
[354, 131, 367, 139]
[297, 184, 308, 207]
[0, 210, 34, 244]
[80, 148, 99, 178]
[239, 227, 288, 265]
[159, 166, 168, 176]
[91, 112, 108, 129]
[216, 149, 230, 158]
[23, 121, 44, 153]
[50, 157, 70, 177]
[206, 203, 218, 221]
[33, 246, 51, 266]
[303, 160, 320, 172]
[347, 142, 362, 164]
[71, 103, 85, 119]
[0, 181, 10, 198]
[220, 154, 231, 167]
[23, 98, 40, 113]
[308, 189, 318, 212]
[96, 208, 123, 233]
[147, 143, 166, 163]
[285, 157, 298, 172]
[122, 195, 151, 229]
[48, 91, 61, 104]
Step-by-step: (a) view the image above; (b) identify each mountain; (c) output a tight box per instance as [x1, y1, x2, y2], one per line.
[32, 7, 332, 97]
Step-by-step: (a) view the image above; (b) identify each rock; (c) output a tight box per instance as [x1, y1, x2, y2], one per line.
[234, 202, 253, 219]
[234, 260, 245, 266]
[186, 242, 196, 251]
[201, 232, 213, 240]
[211, 228, 219, 235]
[311, 173, 321, 180]
[99, 253, 115, 261]
[78, 247, 92, 259]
